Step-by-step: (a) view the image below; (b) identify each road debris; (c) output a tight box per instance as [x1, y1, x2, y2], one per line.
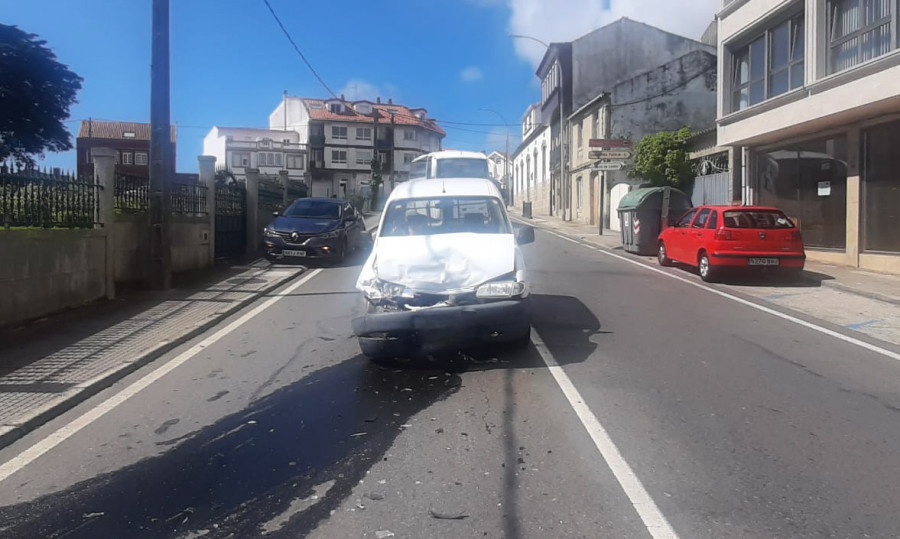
[375, 531, 395, 538]
[364, 492, 385, 501]
[429, 510, 469, 520]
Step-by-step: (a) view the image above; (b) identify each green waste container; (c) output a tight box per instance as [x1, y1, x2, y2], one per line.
[617, 186, 692, 255]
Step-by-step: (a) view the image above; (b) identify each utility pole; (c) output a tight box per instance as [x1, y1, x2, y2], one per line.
[149, 0, 172, 289]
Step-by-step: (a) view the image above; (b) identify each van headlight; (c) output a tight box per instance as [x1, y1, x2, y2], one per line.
[360, 278, 415, 300]
[475, 281, 526, 299]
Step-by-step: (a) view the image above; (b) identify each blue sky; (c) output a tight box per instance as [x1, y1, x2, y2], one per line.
[3, 0, 717, 173]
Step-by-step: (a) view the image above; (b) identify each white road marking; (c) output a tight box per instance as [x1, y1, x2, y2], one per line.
[0, 269, 324, 484]
[542, 228, 900, 363]
[531, 329, 679, 539]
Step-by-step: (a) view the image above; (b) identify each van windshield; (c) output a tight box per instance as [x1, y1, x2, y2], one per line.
[409, 160, 427, 180]
[434, 158, 490, 179]
[381, 196, 510, 236]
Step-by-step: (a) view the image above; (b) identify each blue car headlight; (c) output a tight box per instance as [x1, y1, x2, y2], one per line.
[320, 229, 341, 239]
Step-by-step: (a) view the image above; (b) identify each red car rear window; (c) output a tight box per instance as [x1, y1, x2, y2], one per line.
[722, 210, 794, 229]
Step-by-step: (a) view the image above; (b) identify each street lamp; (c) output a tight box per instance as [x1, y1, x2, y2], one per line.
[510, 33, 566, 220]
[479, 107, 510, 206]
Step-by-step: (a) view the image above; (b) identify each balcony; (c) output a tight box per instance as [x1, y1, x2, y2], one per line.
[549, 146, 561, 169]
[309, 134, 325, 146]
[375, 138, 393, 150]
[309, 159, 324, 170]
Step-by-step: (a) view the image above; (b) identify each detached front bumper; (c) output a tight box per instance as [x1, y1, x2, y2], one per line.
[352, 299, 531, 358]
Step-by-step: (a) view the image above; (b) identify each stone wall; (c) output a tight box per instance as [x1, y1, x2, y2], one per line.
[0, 230, 107, 326]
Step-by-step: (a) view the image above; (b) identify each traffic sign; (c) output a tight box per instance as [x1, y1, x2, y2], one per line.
[589, 138, 632, 148]
[591, 162, 625, 171]
[589, 150, 632, 160]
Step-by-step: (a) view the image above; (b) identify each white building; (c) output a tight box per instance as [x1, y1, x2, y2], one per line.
[202, 126, 307, 183]
[512, 103, 552, 215]
[268, 95, 445, 198]
[717, 0, 900, 273]
[486, 151, 510, 187]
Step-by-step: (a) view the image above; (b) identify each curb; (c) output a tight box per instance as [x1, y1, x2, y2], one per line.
[0, 265, 305, 450]
[819, 279, 900, 307]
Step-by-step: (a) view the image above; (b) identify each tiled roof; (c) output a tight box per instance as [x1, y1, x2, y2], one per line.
[77, 120, 177, 142]
[302, 99, 446, 136]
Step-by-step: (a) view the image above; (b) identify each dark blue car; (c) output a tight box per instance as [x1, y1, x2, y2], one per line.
[263, 198, 368, 263]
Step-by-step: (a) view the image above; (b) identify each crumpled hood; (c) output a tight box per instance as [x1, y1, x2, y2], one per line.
[358, 233, 515, 294]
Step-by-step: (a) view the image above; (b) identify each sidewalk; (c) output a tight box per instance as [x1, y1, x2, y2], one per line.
[0, 261, 304, 449]
[509, 206, 900, 305]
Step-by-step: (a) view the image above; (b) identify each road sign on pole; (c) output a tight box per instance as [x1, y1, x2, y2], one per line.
[589, 139, 632, 148]
[591, 162, 625, 171]
[589, 150, 632, 160]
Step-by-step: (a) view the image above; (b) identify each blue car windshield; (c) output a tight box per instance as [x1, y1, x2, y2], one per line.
[284, 200, 340, 219]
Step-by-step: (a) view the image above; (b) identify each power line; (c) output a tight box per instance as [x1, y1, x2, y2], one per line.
[261, 0, 338, 99]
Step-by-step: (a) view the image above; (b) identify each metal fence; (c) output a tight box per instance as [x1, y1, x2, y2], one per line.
[0, 168, 101, 229]
[114, 173, 150, 213]
[170, 182, 208, 216]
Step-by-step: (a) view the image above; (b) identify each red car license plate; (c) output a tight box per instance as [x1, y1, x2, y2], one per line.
[748, 258, 779, 266]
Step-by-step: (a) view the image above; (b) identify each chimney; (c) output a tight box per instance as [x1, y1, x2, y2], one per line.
[388, 98, 393, 105]
[376, 97, 381, 104]
[341, 94, 345, 101]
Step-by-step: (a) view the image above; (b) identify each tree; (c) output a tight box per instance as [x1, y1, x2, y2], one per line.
[0, 24, 83, 166]
[629, 127, 693, 188]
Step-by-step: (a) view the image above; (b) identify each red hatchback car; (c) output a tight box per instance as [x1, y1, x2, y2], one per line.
[656, 205, 806, 282]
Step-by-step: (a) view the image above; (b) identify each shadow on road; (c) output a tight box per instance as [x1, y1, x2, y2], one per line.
[0, 358, 461, 538]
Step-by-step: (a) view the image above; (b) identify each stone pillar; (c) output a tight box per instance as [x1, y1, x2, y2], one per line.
[91, 147, 118, 300]
[278, 169, 290, 208]
[198, 155, 216, 267]
[245, 168, 260, 254]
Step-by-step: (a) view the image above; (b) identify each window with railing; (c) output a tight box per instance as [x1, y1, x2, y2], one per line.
[828, 0, 896, 74]
[331, 126, 347, 140]
[332, 150, 347, 164]
[731, 12, 805, 112]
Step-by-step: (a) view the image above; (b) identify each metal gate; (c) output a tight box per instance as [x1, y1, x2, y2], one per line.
[691, 172, 731, 205]
[215, 183, 246, 259]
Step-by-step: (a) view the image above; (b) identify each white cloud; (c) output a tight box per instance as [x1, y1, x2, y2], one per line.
[507, 0, 718, 68]
[460, 66, 484, 82]
[338, 79, 387, 102]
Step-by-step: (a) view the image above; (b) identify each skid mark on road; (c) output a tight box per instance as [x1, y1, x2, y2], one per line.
[0, 269, 324, 485]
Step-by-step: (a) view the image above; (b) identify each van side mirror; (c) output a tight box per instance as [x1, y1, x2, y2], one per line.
[514, 224, 535, 245]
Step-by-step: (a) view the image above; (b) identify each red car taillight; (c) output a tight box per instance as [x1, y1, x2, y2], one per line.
[786, 230, 802, 242]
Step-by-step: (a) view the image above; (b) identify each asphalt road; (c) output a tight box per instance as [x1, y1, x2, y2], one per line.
[2, 228, 900, 538]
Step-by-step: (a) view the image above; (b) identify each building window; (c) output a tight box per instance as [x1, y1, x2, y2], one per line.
[331, 126, 347, 139]
[731, 13, 805, 112]
[356, 127, 372, 140]
[403, 153, 415, 164]
[120, 151, 133, 165]
[332, 150, 347, 164]
[356, 149, 372, 165]
[286, 154, 304, 169]
[863, 119, 900, 252]
[756, 135, 848, 249]
[828, 0, 895, 74]
[328, 103, 342, 113]
[403, 128, 416, 141]
[576, 176, 583, 209]
[258, 152, 283, 167]
[134, 152, 148, 166]
[592, 112, 600, 138]
[232, 152, 250, 167]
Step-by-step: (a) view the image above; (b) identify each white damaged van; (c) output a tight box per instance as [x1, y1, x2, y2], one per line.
[352, 177, 534, 361]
